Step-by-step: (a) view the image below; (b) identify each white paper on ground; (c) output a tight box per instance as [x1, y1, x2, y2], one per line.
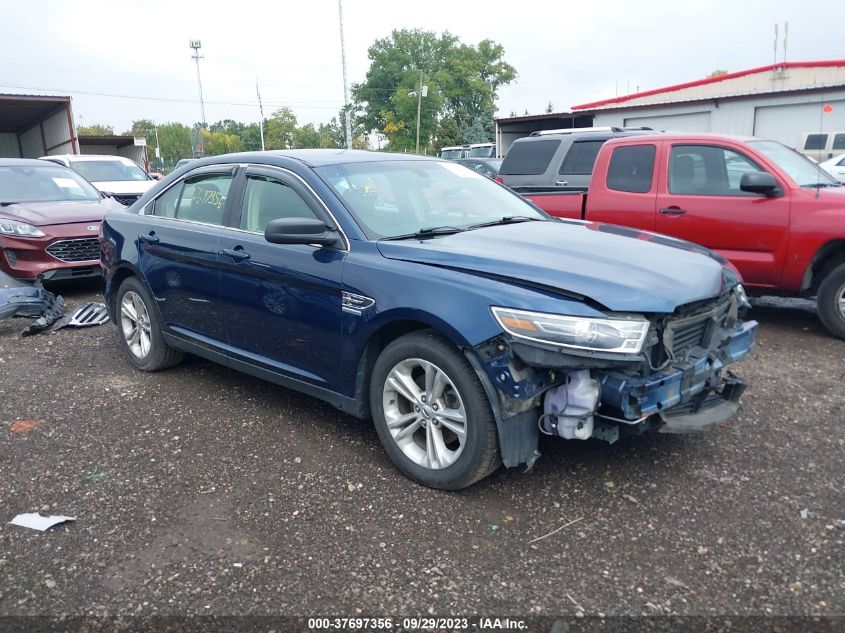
[9, 513, 76, 531]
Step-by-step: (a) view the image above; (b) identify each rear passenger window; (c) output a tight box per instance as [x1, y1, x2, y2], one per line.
[499, 139, 560, 175]
[240, 176, 317, 233]
[606, 145, 655, 193]
[833, 134, 845, 150]
[804, 134, 828, 150]
[175, 175, 233, 225]
[559, 140, 604, 175]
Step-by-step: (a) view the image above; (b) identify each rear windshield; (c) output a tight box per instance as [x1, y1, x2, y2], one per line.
[499, 139, 560, 175]
[468, 146, 494, 158]
[439, 149, 464, 160]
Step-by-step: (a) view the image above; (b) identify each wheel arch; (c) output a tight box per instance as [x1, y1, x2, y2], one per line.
[107, 263, 144, 317]
[351, 315, 473, 420]
[802, 239, 845, 295]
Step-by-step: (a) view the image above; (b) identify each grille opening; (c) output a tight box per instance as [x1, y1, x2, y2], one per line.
[46, 238, 100, 263]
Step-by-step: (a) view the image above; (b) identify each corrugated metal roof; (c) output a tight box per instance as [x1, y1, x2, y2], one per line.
[572, 60, 845, 111]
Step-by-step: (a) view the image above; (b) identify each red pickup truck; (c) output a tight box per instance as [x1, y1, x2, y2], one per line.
[519, 133, 845, 339]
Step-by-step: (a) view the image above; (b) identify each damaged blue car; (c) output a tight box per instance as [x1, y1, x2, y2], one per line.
[101, 150, 757, 490]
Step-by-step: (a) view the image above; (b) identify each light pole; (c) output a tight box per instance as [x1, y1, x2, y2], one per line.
[409, 72, 428, 154]
[154, 125, 161, 168]
[338, 0, 352, 149]
[189, 39, 206, 127]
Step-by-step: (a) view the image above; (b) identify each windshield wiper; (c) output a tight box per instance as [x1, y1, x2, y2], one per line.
[467, 215, 544, 230]
[380, 226, 465, 241]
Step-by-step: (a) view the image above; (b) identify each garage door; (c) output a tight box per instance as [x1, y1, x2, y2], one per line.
[623, 111, 711, 132]
[754, 100, 845, 148]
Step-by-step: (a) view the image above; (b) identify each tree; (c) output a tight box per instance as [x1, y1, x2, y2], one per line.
[201, 129, 243, 155]
[463, 116, 490, 144]
[155, 123, 192, 163]
[77, 124, 113, 136]
[545, 102, 554, 113]
[352, 29, 516, 152]
[292, 123, 321, 149]
[265, 107, 298, 150]
[707, 69, 728, 78]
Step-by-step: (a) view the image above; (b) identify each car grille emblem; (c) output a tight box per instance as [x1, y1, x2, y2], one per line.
[87, 225, 99, 231]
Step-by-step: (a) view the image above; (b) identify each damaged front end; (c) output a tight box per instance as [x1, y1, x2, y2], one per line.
[0, 270, 65, 336]
[473, 285, 757, 468]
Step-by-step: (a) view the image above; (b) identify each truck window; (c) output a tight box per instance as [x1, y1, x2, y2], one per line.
[559, 140, 604, 175]
[833, 134, 845, 151]
[669, 145, 760, 195]
[606, 145, 655, 193]
[804, 134, 828, 150]
[499, 139, 560, 175]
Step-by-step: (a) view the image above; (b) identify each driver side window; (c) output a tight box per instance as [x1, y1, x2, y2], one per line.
[240, 176, 318, 233]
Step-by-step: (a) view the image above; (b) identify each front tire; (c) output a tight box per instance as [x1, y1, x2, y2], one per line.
[115, 276, 183, 371]
[817, 263, 845, 340]
[369, 330, 500, 490]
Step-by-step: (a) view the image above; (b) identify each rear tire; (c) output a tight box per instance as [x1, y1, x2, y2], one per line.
[369, 330, 500, 490]
[817, 263, 845, 340]
[115, 276, 183, 371]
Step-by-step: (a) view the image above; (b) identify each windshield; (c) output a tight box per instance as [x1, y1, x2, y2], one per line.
[69, 159, 148, 182]
[749, 140, 840, 187]
[469, 146, 494, 158]
[439, 149, 464, 160]
[0, 164, 101, 203]
[316, 160, 547, 239]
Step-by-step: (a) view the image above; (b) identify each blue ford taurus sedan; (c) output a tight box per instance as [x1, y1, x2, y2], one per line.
[101, 150, 757, 489]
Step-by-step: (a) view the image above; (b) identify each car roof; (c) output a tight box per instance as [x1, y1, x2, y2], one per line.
[190, 149, 438, 168]
[602, 132, 761, 145]
[0, 158, 68, 168]
[44, 154, 138, 163]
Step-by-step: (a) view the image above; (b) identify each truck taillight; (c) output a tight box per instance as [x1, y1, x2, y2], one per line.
[494, 176, 504, 184]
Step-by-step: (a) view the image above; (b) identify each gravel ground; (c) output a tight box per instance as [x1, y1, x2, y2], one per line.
[1, 281, 843, 622]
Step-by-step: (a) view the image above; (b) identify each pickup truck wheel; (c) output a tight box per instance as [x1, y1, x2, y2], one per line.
[370, 330, 500, 490]
[817, 263, 845, 340]
[116, 276, 183, 371]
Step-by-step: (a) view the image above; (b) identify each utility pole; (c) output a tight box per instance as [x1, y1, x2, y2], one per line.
[256, 79, 266, 151]
[411, 72, 428, 154]
[338, 0, 352, 149]
[189, 40, 206, 127]
[154, 125, 161, 167]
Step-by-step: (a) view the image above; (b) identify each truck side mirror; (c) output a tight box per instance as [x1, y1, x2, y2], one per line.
[740, 172, 781, 197]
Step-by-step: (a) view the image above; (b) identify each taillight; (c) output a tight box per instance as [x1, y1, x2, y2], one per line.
[494, 176, 504, 184]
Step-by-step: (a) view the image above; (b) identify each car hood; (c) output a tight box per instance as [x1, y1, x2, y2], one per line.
[90, 180, 156, 195]
[376, 220, 736, 313]
[0, 199, 116, 226]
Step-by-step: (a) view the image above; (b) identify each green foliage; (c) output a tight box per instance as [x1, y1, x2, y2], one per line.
[707, 69, 728, 77]
[201, 129, 243, 155]
[155, 123, 192, 163]
[351, 29, 516, 153]
[545, 102, 554, 113]
[77, 124, 114, 136]
[265, 107, 298, 150]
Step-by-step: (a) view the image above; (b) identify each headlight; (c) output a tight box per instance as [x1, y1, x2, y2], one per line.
[0, 220, 45, 238]
[492, 306, 650, 354]
[734, 284, 751, 309]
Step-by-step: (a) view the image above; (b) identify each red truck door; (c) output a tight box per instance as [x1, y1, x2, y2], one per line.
[585, 142, 660, 231]
[655, 142, 790, 287]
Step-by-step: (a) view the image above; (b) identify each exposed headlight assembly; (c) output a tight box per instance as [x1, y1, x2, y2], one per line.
[492, 306, 650, 354]
[0, 220, 45, 238]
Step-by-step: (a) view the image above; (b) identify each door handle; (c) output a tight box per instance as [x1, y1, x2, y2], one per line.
[659, 207, 687, 215]
[555, 180, 569, 186]
[139, 232, 159, 244]
[221, 247, 251, 262]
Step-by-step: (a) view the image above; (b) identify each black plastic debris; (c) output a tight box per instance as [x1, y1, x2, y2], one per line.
[0, 270, 66, 336]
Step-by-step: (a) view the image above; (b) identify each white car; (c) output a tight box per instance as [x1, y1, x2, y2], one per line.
[39, 155, 156, 206]
[820, 152, 845, 183]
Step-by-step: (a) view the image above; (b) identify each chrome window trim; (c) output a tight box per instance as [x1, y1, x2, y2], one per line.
[140, 162, 350, 252]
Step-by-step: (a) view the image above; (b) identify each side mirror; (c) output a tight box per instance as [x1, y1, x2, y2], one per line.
[265, 217, 339, 247]
[740, 171, 781, 196]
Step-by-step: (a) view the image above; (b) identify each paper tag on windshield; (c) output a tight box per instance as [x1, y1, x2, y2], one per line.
[52, 178, 82, 189]
[439, 161, 485, 179]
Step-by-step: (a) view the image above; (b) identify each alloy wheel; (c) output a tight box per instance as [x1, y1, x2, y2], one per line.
[120, 290, 152, 359]
[381, 358, 467, 470]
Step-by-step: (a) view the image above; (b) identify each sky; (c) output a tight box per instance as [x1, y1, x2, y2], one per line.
[1, 0, 842, 133]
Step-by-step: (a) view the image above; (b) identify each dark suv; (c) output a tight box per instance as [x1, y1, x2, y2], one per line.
[498, 127, 654, 192]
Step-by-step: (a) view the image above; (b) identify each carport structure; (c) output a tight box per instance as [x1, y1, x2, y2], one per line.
[0, 93, 78, 158]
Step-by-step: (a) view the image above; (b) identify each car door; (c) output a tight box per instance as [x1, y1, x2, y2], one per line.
[217, 165, 346, 388]
[138, 166, 238, 344]
[655, 143, 791, 287]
